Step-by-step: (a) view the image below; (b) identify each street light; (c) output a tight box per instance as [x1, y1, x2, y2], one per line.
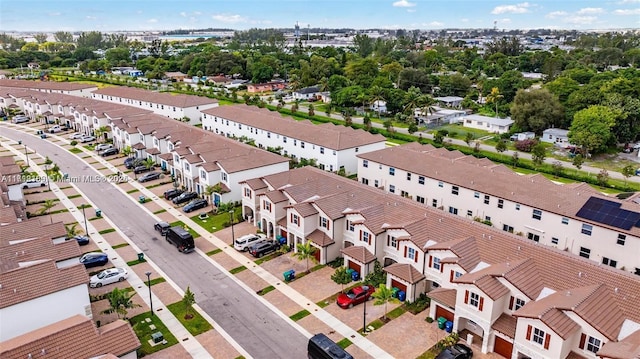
[18, 140, 29, 167]
[363, 293, 367, 334]
[145, 271, 154, 316]
[81, 205, 88, 234]
[229, 210, 235, 246]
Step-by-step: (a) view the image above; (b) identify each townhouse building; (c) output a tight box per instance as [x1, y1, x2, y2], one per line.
[0, 79, 97, 98]
[240, 166, 640, 359]
[201, 104, 386, 175]
[356, 143, 640, 276]
[91, 86, 219, 124]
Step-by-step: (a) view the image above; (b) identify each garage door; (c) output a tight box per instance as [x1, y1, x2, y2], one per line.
[494, 336, 513, 358]
[435, 305, 454, 322]
[348, 260, 361, 273]
[391, 279, 407, 293]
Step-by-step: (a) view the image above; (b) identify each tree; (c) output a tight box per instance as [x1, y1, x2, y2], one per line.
[372, 284, 399, 321]
[622, 165, 636, 189]
[551, 161, 564, 178]
[121, 146, 132, 158]
[94, 126, 110, 143]
[308, 104, 315, 117]
[331, 267, 351, 293]
[54, 31, 73, 43]
[568, 105, 618, 156]
[596, 169, 610, 187]
[572, 154, 584, 172]
[34, 33, 48, 44]
[294, 241, 316, 273]
[531, 143, 546, 166]
[408, 122, 418, 134]
[464, 132, 474, 146]
[143, 157, 155, 171]
[486, 87, 503, 117]
[511, 152, 520, 168]
[291, 102, 299, 114]
[65, 223, 83, 237]
[495, 140, 507, 153]
[182, 286, 196, 320]
[510, 88, 565, 135]
[203, 185, 216, 213]
[39, 199, 56, 224]
[101, 287, 140, 319]
[364, 260, 386, 288]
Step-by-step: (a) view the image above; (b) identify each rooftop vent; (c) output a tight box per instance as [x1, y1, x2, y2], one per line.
[578, 272, 583, 278]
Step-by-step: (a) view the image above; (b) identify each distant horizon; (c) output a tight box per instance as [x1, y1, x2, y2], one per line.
[1, 0, 639, 33]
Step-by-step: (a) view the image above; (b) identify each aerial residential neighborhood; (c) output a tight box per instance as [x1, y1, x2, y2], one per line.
[1, 1, 640, 358]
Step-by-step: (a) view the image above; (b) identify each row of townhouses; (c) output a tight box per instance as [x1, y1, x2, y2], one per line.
[355, 143, 640, 276]
[240, 165, 640, 359]
[0, 156, 140, 358]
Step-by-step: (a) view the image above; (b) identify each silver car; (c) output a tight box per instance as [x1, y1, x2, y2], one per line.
[234, 233, 267, 251]
[89, 267, 128, 288]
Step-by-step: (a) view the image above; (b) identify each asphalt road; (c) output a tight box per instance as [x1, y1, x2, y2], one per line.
[2, 127, 308, 359]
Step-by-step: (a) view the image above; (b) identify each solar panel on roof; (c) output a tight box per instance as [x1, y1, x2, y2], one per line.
[576, 197, 640, 230]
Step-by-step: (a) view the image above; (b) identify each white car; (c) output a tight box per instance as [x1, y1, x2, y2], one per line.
[633, 143, 640, 150]
[12, 115, 29, 124]
[95, 143, 113, 151]
[234, 233, 267, 251]
[80, 135, 96, 143]
[48, 125, 63, 133]
[69, 133, 84, 140]
[22, 179, 46, 189]
[89, 267, 128, 288]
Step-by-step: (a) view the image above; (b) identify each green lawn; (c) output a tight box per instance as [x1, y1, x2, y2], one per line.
[257, 285, 276, 296]
[189, 207, 241, 233]
[166, 301, 213, 336]
[98, 228, 116, 234]
[337, 338, 353, 349]
[229, 265, 247, 274]
[68, 147, 83, 154]
[112, 243, 130, 249]
[289, 309, 311, 321]
[206, 248, 222, 256]
[129, 313, 179, 356]
[169, 220, 201, 238]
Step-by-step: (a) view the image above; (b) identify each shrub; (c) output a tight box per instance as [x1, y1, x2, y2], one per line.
[514, 139, 538, 152]
[70, 140, 78, 146]
[426, 316, 434, 323]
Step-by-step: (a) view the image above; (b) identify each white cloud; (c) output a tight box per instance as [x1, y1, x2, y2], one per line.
[612, 8, 640, 14]
[577, 7, 605, 15]
[85, 15, 96, 20]
[392, 0, 416, 8]
[461, 18, 469, 23]
[147, 18, 158, 23]
[564, 15, 597, 24]
[427, 21, 444, 27]
[491, 2, 531, 14]
[49, 12, 61, 16]
[500, 18, 512, 24]
[212, 14, 248, 23]
[546, 11, 567, 18]
[180, 12, 187, 17]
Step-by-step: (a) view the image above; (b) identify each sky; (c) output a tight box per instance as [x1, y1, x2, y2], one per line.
[1, 0, 639, 32]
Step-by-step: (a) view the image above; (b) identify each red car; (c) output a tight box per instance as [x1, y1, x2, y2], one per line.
[336, 285, 375, 309]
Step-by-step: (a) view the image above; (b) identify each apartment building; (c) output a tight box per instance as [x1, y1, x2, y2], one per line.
[201, 104, 386, 174]
[0, 79, 97, 98]
[356, 143, 640, 276]
[240, 166, 640, 359]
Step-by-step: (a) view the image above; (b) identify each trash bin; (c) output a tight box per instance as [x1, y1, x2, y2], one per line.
[445, 320, 453, 333]
[40, 134, 47, 139]
[95, 209, 102, 217]
[437, 317, 447, 330]
[138, 195, 146, 203]
[351, 271, 360, 281]
[137, 253, 145, 261]
[391, 287, 400, 298]
[277, 236, 286, 245]
[397, 290, 406, 302]
[283, 269, 295, 282]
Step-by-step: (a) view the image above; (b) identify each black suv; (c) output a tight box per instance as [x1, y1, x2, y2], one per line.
[172, 191, 198, 205]
[124, 157, 143, 169]
[164, 188, 184, 200]
[248, 240, 280, 258]
[435, 344, 473, 359]
[133, 165, 153, 174]
[183, 199, 208, 213]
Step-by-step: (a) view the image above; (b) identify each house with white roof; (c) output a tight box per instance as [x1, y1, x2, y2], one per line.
[434, 96, 464, 108]
[460, 114, 514, 134]
[541, 128, 571, 148]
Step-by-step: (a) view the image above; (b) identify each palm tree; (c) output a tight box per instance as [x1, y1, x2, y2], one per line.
[368, 85, 386, 118]
[486, 87, 503, 117]
[94, 126, 110, 143]
[101, 288, 140, 319]
[121, 145, 133, 158]
[402, 86, 426, 116]
[182, 286, 196, 320]
[65, 223, 83, 237]
[308, 104, 315, 117]
[325, 104, 333, 118]
[203, 185, 216, 213]
[143, 157, 155, 171]
[372, 284, 400, 321]
[39, 199, 57, 224]
[294, 241, 316, 273]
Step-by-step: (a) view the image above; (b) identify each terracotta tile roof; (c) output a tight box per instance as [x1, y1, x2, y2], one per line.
[264, 190, 288, 203]
[384, 263, 425, 284]
[131, 142, 146, 150]
[0, 221, 66, 245]
[341, 245, 376, 264]
[565, 351, 589, 359]
[0, 260, 88, 309]
[158, 152, 173, 160]
[277, 216, 287, 227]
[291, 202, 318, 217]
[598, 329, 640, 359]
[0, 237, 81, 273]
[146, 147, 160, 155]
[202, 104, 386, 150]
[94, 86, 217, 108]
[0, 314, 140, 359]
[199, 161, 220, 172]
[427, 287, 457, 308]
[0, 206, 19, 224]
[492, 313, 517, 338]
[425, 236, 481, 272]
[241, 178, 268, 190]
[307, 229, 335, 247]
[455, 259, 544, 300]
[215, 149, 287, 174]
[0, 79, 96, 91]
[182, 153, 203, 164]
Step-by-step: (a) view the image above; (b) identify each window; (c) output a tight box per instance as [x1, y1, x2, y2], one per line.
[474, 192, 480, 199]
[432, 257, 441, 270]
[362, 178, 369, 185]
[355, 147, 359, 153]
[503, 224, 514, 233]
[263, 201, 272, 212]
[347, 220, 354, 232]
[617, 234, 626, 245]
[514, 298, 525, 310]
[200, 170, 207, 180]
[581, 224, 593, 236]
[406, 173, 411, 181]
[452, 186, 459, 195]
[407, 247, 415, 260]
[602, 257, 617, 268]
[432, 199, 438, 208]
[389, 236, 397, 249]
[532, 209, 542, 220]
[400, 190, 408, 197]
[244, 188, 252, 198]
[389, 167, 395, 176]
[438, 181, 443, 188]
[551, 237, 559, 245]
[448, 207, 458, 215]
[467, 210, 473, 217]
[362, 231, 370, 243]
[532, 328, 545, 345]
[389, 185, 395, 193]
[333, 150, 336, 155]
[497, 199, 504, 209]
[300, 142, 305, 148]
[293, 139, 296, 146]
[416, 196, 425, 204]
[184, 163, 190, 171]
[283, 136, 287, 143]
[291, 214, 300, 226]
[374, 180, 378, 187]
[454, 271, 462, 279]
[562, 217, 569, 225]
[527, 233, 540, 242]
[469, 292, 480, 308]
[363, 160, 368, 168]
[320, 147, 324, 154]
[320, 217, 329, 229]
[221, 172, 228, 182]
[484, 195, 490, 205]
[579, 247, 591, 259]
[267, 132, 271, 138]
[586, 336, 601, 353]
[418, 176, 425, 185]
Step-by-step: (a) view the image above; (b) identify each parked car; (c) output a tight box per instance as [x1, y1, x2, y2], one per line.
[248, 240, 280, 258]
[133, 165, 153, 174]
[154, 221, 171, 235]
[95, 143, 113, 151]
[12, 115, 29, 123]
[633, 143, 640, 150]
[100, 148, 119, 157]
[435, 344, 473, 359]
[80, 135, 96, 143]
[124, 157, 143, 169]
[79, 252, 109, 268]
[138, 172, 161, 182]
[172, 191, 198, 205]
[89, 268, 128, 288]
[336, 285, 375, 309]
[48, 125, 63, 133]
[70, 235, 90, 246]
[22, 179, 46, 189]
[69, 132, 84, 140]
[183, 198, 208, 213]
[234, 233, 267, 252]
[163, 188, 184, 200]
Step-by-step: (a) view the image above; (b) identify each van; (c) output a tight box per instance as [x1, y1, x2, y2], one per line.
[165, 226, 195, 253]
[307, 333, 353, 359]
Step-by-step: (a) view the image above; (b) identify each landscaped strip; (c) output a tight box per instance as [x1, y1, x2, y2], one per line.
[166, 301, 213, 336]
[206, 248, 222, 256]
[229, 265, 247, 274]
[149, 277, 166, 286]
[129, 313, 179, 355]
[126, 188, 140, 194]
[68, 148, 82, 154]
[112, 243, 130, 249]
[257, 285, 275, 296]
[169, 220, 200, 238]
[98, 228, 116, 234]
[126, 258, 146, 267]
[337, 338, 353, 350]
[153, 209, 167, 214]
[289, 309, 311, 322]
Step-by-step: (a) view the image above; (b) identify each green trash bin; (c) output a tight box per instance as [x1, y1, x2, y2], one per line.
[95, 209, 102, 217]
[137, 253, 145, 261]
[283, 269, 295, 281]
[437, 317, 447, 330]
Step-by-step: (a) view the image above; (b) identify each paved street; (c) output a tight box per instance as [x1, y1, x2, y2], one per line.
[1, 127, 308, 359]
